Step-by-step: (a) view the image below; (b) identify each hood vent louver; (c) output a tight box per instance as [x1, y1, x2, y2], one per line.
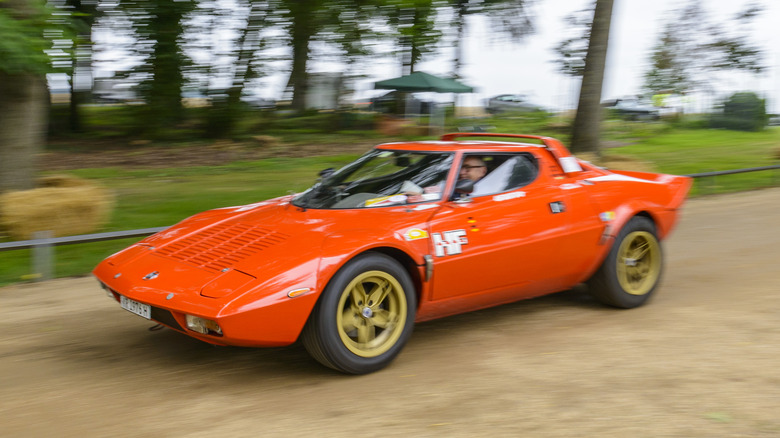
[155, 223, 289, 272]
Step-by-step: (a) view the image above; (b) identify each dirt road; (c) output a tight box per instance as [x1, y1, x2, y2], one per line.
[2, 188, 779, 437]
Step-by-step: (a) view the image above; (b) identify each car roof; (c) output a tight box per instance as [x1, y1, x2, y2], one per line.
[374, 134, 578, 170]
[375, 140, 545, 153]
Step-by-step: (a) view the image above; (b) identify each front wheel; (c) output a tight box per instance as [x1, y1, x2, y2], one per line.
[302, 252, 416, 374]
[588, 216, 663, 308]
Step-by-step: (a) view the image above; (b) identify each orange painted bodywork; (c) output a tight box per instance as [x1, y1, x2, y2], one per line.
[93, 134, 691, 347]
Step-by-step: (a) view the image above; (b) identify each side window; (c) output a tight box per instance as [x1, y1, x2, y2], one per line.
[504, 154, 538, 189]
[471, 154, 538, 197]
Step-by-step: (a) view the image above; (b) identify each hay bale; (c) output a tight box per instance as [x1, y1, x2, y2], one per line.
[0, 175, 114, 240]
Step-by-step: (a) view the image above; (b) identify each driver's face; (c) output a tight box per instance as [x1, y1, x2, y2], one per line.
[460, 157, 487, 182]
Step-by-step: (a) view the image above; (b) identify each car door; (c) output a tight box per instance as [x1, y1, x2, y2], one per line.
[427, 153, 575, 301]
[552, 177, 617, 285]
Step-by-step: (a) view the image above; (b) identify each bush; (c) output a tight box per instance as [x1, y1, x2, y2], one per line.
[710, 92, 767, 132]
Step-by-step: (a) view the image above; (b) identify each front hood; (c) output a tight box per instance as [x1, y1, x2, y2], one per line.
[145, 199, 306, 275]
[98, 196, 327, 299]
[97, 196, 436, 303]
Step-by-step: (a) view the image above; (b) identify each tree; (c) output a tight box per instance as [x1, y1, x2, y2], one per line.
[280, 0, 377, 112]
[450, 0, 534, 78]
[65, 0, 99, 133]
[551, 2, 594, 78]
[196, 0, 273, 137]
[643, 1, 764, 97]
[100, 0, 195, 134]
[569, 0, 612, 155]
[280, 0, 323, 111]
[385, 0, 441, 75]
[0, 0, 53, 193]
[143, 0, 195, 130]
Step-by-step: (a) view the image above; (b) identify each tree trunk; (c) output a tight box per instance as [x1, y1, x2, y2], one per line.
[399, 7, 415, 76]
[570, 0, 614, 155]
[0, 73, 47, 193]
[146, 0, 186, 130]
[66, 0, 97, 133]
[207, 3, 264, 138]
[288, 33, 311, 112]
[69, 87, 86, 133]
[287, 3, 314, 113]
[452, 0, 468, 79]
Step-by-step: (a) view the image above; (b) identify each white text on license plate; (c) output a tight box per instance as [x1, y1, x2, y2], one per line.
[120, 295, 151, 319]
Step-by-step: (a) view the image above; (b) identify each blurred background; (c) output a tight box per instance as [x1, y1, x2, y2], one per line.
[40, 0, 780, 112]
[3, 0, 777, 138]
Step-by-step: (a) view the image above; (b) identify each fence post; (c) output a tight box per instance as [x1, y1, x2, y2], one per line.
[704, 170, 715, 195]
[31, 230, 54, 282]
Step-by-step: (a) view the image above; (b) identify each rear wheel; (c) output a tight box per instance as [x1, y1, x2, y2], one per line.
[588, 216, 662, 308]
[302, 252, 416, 374]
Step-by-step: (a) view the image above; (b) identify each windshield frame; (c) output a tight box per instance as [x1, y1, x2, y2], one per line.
[291, 149, 455, 210]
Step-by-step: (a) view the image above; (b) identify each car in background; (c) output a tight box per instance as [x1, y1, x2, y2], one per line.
[485, 94, 544, 114]
[93, 82, 141, 104]
[603, 98, 660, 121]
[94, 132, 691, 375]
[241, 95, 276, 110]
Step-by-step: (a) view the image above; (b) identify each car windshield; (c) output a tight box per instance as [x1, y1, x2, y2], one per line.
[292, 150, 454, 209]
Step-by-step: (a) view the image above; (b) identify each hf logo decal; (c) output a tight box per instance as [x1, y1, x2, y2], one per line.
[432, 229, 468, 257]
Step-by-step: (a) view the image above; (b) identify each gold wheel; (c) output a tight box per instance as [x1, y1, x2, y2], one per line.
[616, 231, 661, 296]
[336, 270, 408, 358]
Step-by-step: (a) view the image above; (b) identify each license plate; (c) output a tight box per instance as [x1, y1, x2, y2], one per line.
[120, 295, 151, 320]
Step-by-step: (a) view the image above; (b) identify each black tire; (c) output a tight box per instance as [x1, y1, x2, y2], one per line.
[587, 216, 663, 309]
[302, 252, 416, 374]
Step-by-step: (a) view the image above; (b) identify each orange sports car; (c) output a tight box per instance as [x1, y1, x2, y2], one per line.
[94, 133, 691, 374]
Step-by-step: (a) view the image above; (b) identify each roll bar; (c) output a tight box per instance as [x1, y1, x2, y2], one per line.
[440, 132, 582, 174]
[440, 132, 549, 142]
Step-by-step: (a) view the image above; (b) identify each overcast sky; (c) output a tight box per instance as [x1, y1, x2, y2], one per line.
[342, 0, 780, 112]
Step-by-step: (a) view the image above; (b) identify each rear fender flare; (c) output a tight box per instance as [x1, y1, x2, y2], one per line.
[588, 203, 659, 276]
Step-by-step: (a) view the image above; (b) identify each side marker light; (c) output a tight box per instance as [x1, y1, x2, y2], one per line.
[287, 288, 312, 298]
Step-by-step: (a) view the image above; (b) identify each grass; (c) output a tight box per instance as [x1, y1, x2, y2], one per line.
[2, 112, 779, 286]
[68, 156, 359, 229]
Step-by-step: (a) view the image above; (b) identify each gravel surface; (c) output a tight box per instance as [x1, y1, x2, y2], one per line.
[1, 188, 779, 437]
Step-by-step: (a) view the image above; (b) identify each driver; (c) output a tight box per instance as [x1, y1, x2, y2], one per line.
[459, 156, 487, 182]
[404, 156, 486, 203]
